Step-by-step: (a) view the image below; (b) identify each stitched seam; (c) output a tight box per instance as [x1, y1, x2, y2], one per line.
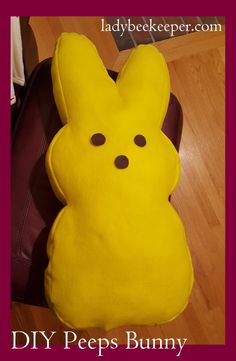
[162, 132, 180, 193]
[55, 37, 69, 123]
[46, 126, 67, 203]
[46, 36, 69, 202]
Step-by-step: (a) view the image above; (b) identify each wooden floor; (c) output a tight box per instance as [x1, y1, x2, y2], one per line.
[12, 17, 225, 345]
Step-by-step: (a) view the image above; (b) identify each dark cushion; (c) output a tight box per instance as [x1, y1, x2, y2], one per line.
[11, 59, 183, 306]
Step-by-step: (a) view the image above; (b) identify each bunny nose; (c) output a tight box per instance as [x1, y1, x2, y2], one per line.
[114, 155, 129, 169]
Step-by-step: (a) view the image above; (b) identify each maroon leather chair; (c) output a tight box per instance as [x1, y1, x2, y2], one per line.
[11, 59, 183, 307]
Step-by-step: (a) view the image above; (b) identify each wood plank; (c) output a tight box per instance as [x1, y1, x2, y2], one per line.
[112, 25, 225, 71]
[163, 47, 225, 344]
[29, 16, 119, 69]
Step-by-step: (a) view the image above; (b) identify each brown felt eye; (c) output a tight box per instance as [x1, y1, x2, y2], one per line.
[91, 133, 106, 146]
[134, 134, 146, 147]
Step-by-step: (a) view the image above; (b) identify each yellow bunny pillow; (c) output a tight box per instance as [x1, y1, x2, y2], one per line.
[45, 33, 194, 330]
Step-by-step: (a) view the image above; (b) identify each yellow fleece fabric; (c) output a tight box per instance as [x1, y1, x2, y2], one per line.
[45, 33, 194, 330]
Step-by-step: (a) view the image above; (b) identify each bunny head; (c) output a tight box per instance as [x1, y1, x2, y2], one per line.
[47, 33, 179, 206]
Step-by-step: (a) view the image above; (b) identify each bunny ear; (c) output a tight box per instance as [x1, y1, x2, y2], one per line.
[51, 33, 117, 125]
[116, 45, 170, 128]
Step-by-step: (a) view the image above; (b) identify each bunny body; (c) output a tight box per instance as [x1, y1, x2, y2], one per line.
[45, 33, 194, 330]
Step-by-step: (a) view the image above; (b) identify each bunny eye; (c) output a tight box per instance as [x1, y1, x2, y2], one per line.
[91, 133, 106, 146]
[134, 134, 146, 147]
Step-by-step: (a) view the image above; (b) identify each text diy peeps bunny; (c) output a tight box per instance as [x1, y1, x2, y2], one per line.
[12, 330, 187, 357]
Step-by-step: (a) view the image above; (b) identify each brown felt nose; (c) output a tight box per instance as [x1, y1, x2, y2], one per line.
[114, 155, 129, 169]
